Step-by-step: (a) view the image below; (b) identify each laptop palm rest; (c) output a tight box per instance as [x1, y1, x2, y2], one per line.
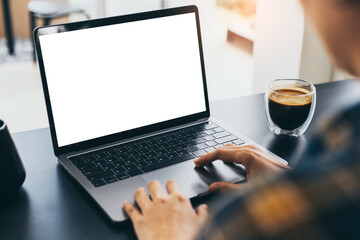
[141, 160, 247, 198]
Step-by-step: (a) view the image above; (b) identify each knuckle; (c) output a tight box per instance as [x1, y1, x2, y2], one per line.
[134, 217, 144, 225]
[175, 193, 187, 202]
[215, 148, 222, 156]
[157, 197, 167, 204]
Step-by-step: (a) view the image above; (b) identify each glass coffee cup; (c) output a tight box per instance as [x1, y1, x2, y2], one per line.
[265, 79, 316, 137]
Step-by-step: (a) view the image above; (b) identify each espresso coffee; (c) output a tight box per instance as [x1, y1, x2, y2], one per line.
[268, 88, 312, 130]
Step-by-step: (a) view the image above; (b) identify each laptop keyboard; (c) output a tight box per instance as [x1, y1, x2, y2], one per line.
[69, 122, 245, 187]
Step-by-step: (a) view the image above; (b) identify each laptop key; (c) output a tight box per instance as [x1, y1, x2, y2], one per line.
[127, 169, 143, 177]
[76, 162, 95, 170]
[83, 166, 104, 176]
[146, 139, 159, 145]
[187, 146, 198, 152]
[187, 134, 197, 140]
[213, 127, 225, 133]
[158, 142, 170, 148]
[102, 163, 115, 171]
[233, 139, 245, 145]
[204, 123, 217, 129]
[193, 150, 207, 157]
[197, 132, 207, 137]
[123, 163, 137, 171]
[136, 142, 149, 148]
[116, 147, 129, 154]
[166, 152, 179, 159]
[185, 140, 197, 146]
[166, 134, 177, 141]
[141, 153, 194, 173]
[94, 153, 107, 159]
[176, 149, 189, 156]
[85, 155, 97, 161]
[127, 150, 140, 157]
[215, 135, 238, 144]
[157, 137, 169, 143]
[115, 173, 130, 181]
[177, 137, 187, 143]
[104, 176, 118, 184]
[113, 160, 125, 168]
[196, 143, 208, 150]
[156, 155, 170, 162]
[155, 148, 168, 155]
[205, 130, 215, 135]
[105, 150, 117, 156]
[137, 148, 150, 154]
[213, 131, 230, 139]
[93, 159, 107, 166]
[168, 140, 179, 146]
[205, 147, 216, 153]
[204, 135, 215, 141]
[146, 158, 159, 165]
[87, 170, 113, 181]
[164, 146, 177, 153]
[148, 145, 160, 151]
[174, 143, 187, 150]
[145, 152, 158, 158]
[106, 156, 117, 163]
[135, 161, 149, 168]
[92, 179, 106, 187]
[115, 153, 129, 160]
[205, 141, 217, 147]
[126, 144, 139, 151]
[123, 158, 134, 165]
[134, 154, 148, 161]
[195, 138, 206, 144]
[112, 167, 126, 174]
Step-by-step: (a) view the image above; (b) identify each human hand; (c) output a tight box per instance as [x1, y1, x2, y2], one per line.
[194, 144, 291, 193]
[123, 180, 208, 240]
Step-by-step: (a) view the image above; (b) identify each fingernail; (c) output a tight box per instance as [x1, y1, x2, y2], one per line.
[123, 201, 128, 205]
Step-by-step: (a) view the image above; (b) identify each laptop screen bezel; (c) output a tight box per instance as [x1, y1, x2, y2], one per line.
[34, 5, 210, 156]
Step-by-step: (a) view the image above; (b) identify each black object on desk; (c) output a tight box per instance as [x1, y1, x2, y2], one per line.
[0, 119, 25, 197]
[1, 80, 360, 240]
[2, 0, 14, 55]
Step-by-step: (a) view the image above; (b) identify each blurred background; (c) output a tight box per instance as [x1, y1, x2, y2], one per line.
[0, 0, 351, 133]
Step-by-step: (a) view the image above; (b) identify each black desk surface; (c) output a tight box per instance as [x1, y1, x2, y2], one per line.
[2, 80, 360, 240]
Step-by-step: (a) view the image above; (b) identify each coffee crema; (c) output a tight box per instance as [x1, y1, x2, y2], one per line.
[268, 88, 312, 130]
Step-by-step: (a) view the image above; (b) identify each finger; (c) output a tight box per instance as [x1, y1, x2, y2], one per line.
[123, 201, 142, 220]
[196, 204, 209, 225]
[148, 180, 167, 199]
[134, 187, 151, 210]
[224, 143, 236, 147]
[194, 148, 238, 167]
[166, 180, 185, 195]
[209, 182, 243, 193]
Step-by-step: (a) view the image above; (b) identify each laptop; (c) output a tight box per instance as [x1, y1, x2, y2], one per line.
[34, 5, 286, 222]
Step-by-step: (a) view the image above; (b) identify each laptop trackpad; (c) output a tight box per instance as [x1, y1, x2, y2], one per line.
[141, 160, 246, 198]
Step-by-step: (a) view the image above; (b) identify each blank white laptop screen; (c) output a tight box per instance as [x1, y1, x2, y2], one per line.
[39, 13, 206, 147]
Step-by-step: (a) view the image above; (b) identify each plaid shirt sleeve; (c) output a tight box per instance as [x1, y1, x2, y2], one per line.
[198, 102, 360, 240]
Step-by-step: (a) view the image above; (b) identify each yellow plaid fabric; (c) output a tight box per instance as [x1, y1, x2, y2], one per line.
[199, 102, 360, 240]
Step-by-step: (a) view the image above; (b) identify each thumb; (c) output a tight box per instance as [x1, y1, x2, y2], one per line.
[196, 204, 209, 226]
[209, 182, 243, 193]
